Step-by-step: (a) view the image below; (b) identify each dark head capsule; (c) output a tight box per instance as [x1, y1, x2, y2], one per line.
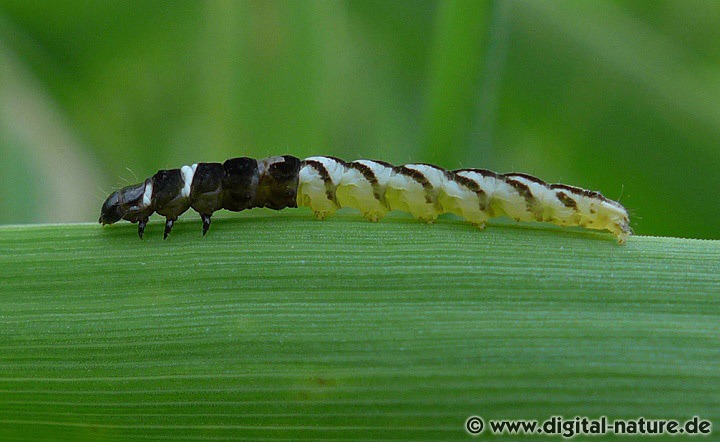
[99, 190, 123, 225]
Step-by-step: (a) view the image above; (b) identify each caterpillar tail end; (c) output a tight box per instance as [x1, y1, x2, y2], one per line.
[612, 221, 633, 245]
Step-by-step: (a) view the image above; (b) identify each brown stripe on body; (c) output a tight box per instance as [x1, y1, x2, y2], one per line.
[502, 174, 547, 221]
[502, 176, 535, 207]
[304, 159, 337, 202]
[394, 165, 435, 204]
[550, 183, 622, 210]
[506, 173, 548, 220]
[347, 161, 384, 202]
[346, 162, 378, 186]
[504, 174, 605, 213]
[414, 162, 450, 182]
[555, 191, 578, 210]
[450, 173, 482, 193]
[504, 172, 547, 185]
[453, 169, 504, 216]
[448, 171, 489, 211]
[394, 165, 435, 190]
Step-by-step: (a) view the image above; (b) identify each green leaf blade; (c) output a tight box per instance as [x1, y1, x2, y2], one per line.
[1, 213, 718, 440]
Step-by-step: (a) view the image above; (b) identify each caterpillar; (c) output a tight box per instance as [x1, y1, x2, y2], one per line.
[99, 155, 632, 243]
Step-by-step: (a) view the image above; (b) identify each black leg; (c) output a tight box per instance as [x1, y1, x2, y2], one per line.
[163, 218, 175, 239]
[137, 217, 148, 239]
[201, 213, 212, 236]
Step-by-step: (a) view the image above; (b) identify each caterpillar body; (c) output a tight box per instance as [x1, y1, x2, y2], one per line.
[99, 155, 632, 243]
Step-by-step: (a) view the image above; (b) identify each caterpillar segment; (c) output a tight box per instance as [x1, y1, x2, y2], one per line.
[99, 155, 632, 243]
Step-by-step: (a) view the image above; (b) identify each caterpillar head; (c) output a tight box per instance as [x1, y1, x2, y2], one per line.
[99, 182, 149, 225]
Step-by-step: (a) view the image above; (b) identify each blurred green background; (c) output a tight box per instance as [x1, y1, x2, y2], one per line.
[0, 0, 718, 239]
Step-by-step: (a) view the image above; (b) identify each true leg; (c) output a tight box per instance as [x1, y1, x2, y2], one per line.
[164, 218, 175, 239]
[137, 217, 148, 239]
[201, 214, 212, 236]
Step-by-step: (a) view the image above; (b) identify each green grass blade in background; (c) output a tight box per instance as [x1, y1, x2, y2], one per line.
[0, 212, 718, 441]
[421, 0, 490, 167]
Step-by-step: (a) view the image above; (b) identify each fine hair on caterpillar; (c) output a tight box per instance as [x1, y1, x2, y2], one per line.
[99, 155, 632, 244]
